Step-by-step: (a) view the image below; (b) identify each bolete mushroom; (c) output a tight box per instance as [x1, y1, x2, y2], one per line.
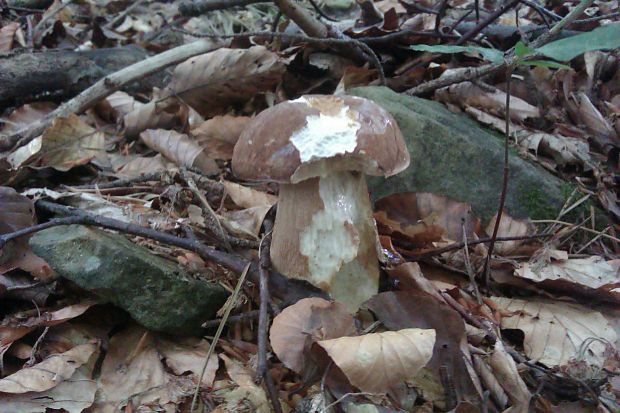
[232, 95, 409, 310]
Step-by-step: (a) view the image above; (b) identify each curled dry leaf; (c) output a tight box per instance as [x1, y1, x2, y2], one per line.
[374, 192, 480, 248]
[490, 341, 531, 412]
[94, 327, 169, 412]
[492, 297, 617, 367]
[191, 115, 251, 161]
[222, 180, 277, 209]
[0, 341, 98, 393]
[122, 93, 181, 138]
[167, 46, 287, 117]
[219, 206, 272, 239]
[0, 369, 97, 413]
[519, 132, 591, 167]
[269, 297, 356, 373]
[110, 154, 172, 179]
[515, 256, 620, 302]
[0, 186, 51, 278]
[220, 354, 271, 413]
[365, 290, 483, 404]
[435, 82, 541, 122]
[484, 213, 535, 255]
[0, 102, 57, 135]
[8, 114, 105, 171]
[156, 337, 219, 388]
[140, 129, 219, 175]
[0, 22, 20, 51]
[317, 328, 436, 393]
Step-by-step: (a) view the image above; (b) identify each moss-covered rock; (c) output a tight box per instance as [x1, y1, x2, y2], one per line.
[29, 225, 228, 335]
[350, 86, 588, 222]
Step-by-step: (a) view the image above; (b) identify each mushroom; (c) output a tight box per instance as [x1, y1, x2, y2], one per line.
[232, 95, 409, 310]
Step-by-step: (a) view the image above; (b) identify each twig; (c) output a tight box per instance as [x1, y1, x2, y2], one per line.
[0, 38, 223, 151]
[255, 215, 274, 383]
[201, 310, 260, 328]
[455, 0, 521, 45]
[190, 263, 251, 412]
[105, 0, 149, 29]
[482, 67, 513, 288]
[405, 0, 595, 96]
[173, 28, 386, 85]
[33, 0, 77, 43]
[398, 233, 552, 260]
[186, 176, 233, 252]
[4, 200, 328, 304]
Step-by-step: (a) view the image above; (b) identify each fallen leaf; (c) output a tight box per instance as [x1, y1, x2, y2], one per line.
[0, 103, 57, 136]
[0, 22, 20, 51]
[485, 213, 535, 255]
[270, 297, 356, 373]
[8, 114, 105, 171]
[490, 341, 531, 413]
[110, 154, 172, 179]
[317, 328, 436, 393]
[166, 46, 286, 117]
[219, 206, 272, 239]
[140, 129, 219, 175]
[122, 92, 182, 138]
[374, 192, 480, 248]
[0, 342, 98, 393]
[222, 180, 277, 208]
[156, 337, 219, 388]
[493, 297, 617, 367]
[220, 354, 271, 413]
[191, 115, 251, 161]
[0, 369, 97, 413]
[515, 256, 620, 302]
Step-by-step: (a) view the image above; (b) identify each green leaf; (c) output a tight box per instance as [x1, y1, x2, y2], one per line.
[518, 60, 571, 69]
[514, 41, 534, 57]
[535, 23, 620, 61]
[410, 44, 504, 63]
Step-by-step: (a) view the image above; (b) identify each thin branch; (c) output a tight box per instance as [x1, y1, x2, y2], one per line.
[255, 216, 274, 383]
[191, 263, 251, 412]
[455, 0, 521, 45]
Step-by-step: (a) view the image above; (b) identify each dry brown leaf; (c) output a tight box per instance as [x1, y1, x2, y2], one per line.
[374, 192, 480, 247]
[156, 337, 219, 388]
[191, 115, 251, 161]
[110, 154, 172, 179]
[270, 297, 356, 373]
[219, 206, 272, 239]
[493, 297, 617, 367]
[0, 22, 20, 51]
[167, 46, 286, 117]
[0, 186, 51, 279]
[0, 102, 57, 135]
[472, 354, 508, 409]
[220, 354, 271, 413]
[100, 91, 142, 121]
[0, 369, 97, 413]
[8, 114, 105, 171]
[123, 94, 181, 137]
[435, 82, 540, 122]
[222, 180, 277, 209]
[317, 328, 435, 393]
[519, 132, 591, 166]
[515, 256, 620, 302]
[572, 92, 616, 139]
[0, 342, 98, 393]
[94, 327, 169, 412]
[140, 129, 219, 175]
[484, 213, 535, 255]
[365, 290, 483, 405]
[489, 341, 531, 413]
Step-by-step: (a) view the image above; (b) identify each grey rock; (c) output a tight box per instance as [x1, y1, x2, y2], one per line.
[350, 86, 581, 222]
[29, 225, 228, 335]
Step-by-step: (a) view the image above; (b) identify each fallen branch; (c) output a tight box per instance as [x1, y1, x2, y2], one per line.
[0, 200, 327, 305]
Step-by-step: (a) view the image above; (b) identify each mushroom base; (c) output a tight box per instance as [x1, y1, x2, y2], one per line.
[270, 171, 379, 311]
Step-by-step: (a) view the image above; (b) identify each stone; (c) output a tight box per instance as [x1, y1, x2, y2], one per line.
[29, 225, 228, 335]
[350, 86, 584, 222]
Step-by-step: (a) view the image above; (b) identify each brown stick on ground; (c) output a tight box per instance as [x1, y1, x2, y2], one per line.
[0, 39, 224, 152]
[256, 213, 274, 383]
[0, 200, 328, 305]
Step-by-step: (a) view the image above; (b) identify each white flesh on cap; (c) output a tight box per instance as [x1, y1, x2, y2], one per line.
[270, 171, 379, 311]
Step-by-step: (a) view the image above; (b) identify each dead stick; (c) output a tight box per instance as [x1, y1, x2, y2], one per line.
[0, 39, 223, 152]
[256, 214, 274, 383]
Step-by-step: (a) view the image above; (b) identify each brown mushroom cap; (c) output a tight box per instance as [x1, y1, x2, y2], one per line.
[232, 95, 410, 183]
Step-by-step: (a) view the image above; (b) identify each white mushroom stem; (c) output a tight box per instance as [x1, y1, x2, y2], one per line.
[270, 170, 380, 311]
